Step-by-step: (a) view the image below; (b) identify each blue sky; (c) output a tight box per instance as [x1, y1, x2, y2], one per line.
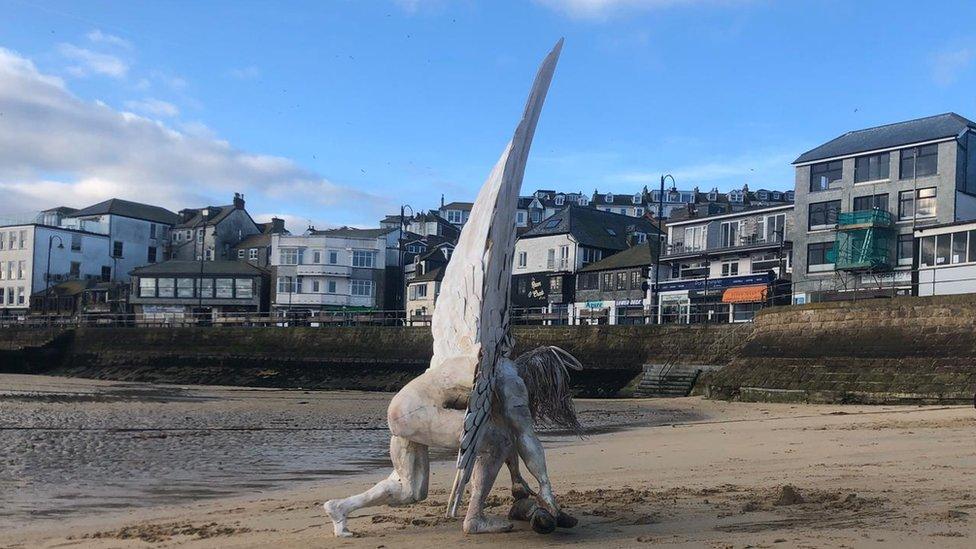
[2, 0, 976, 229]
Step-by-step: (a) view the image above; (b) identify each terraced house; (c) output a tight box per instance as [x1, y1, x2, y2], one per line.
[792, 113, 976, 302]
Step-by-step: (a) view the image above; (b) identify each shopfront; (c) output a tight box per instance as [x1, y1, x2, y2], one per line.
[656, 272, 774, 324]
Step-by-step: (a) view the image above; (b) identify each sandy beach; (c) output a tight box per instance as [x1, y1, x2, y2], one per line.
[2, 375, 975, 548]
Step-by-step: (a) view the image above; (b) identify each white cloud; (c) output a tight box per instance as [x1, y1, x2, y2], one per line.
[932, 47, 974, 87]
[534, 0, 734, 19]
[227, 65, 261, 80]
[57, 43, 128, 78]
[0, 47, 387, 221]
[123, 98, 180, 118]
[86, 29, 132, 49]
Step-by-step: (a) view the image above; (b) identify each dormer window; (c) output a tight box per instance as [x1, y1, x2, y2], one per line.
[632, 193, 641, 204]
[708, 191, 718, 201]
[772, 191, 781, 200]
[785, 191, 795, 201]
[555, 195, 565, 206]
[669, 192, 679, 202]
[757, 191, 769, 200]
[578, 196, 588, 206]
[605, 193, 614, 203]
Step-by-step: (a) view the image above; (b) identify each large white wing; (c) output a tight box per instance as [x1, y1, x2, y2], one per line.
[441, 39, 563, 517]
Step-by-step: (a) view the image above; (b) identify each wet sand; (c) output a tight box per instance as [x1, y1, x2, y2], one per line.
[2, 375, 975, 548]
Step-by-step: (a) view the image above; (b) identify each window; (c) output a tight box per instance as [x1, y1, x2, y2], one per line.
[177, 278, 195, 298]
[235, 279, 253, 299]
[277, 276, 293, 293]
[613, 271, 627, 290]
[0, 288, 4, 304]
[352, 250, 376, 268]
[542, 219, 560, 229]
[605, 193, 614, 202]
[555, 195, 565, 206]
[112, 241, 123, 258]
[100, 266, 111, 282]
[935, 233, 951, 265]
[618, 208, 626, 215]
[0, 231, 4, 250]
[446, 210, 463, 224]
[558, 245, 569, 270]
[205, 248, 214, 261]
[721, 261, 739, 277]
[854, 152, 890, 183]
[328, 250, 338, 264]
[415, 284, 428, 298]
[581, 248, 602, 265]
[157, 278, 175, 298]
[919, 236, 935, 267]
[148, 246, 157, 263]
[517, 251, 527, 268]
[351, 279, 374, 297]
[630, 269, 641, 289]
[139, 277, 156, 297]
[196, 228, 204, 243]
[606, 228, 617, 236]
[18, 230, 26, 249]
[970, 230, 976, 264]
[69, 261, 80, 278]
[578, 196, 588, 206]
[249, 248, 258, 261]
[327, 280, 337, 293]
[810, 160, 843, 192]
[531, 210, 542, 223]
[312, 280, 320, 293]
[683, 226, 706, 251]
[547, 248, 556, 269]
[312, 250, 322, 264]
[757, 190, 769, 200]
[199, 278, 213, 298]
[516, 211, 527, 225]
[8, 232, 15, 250]
[897, 234, 913, 264]
[279, 248, 300, 265]
[237, 249, 245, 259]
[898, 187, 937, 220]
[807, 241, 835, 272]
[762, 214, 786, 242]
[808, 200, 841, 230]
[215, 278, 233, 298]
[577, 272, 599, 290]
[720, 221, 740, 247]
[71, 234, 82, 251]
[633, 232, 647, 244]
[635, 207, 644, 216]
[150, 223, 157, 239]
[16, 287, 24, 305]
[899, 144, 938, 179]
[601, 272, 613, 291]
[853, 194, 888, 212]
[951, 231, 968, 264]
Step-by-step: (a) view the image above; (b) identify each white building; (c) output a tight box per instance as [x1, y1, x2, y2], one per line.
[0, 199, 178, 316]
[915, 220, 976, 296]
[271, 227, 400, 313]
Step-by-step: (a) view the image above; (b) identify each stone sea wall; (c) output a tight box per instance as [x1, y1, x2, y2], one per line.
[0, 324, 738, 397]
[705, 294, 976, 404]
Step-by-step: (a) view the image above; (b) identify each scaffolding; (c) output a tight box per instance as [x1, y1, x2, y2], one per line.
[829, 209, 896, 272]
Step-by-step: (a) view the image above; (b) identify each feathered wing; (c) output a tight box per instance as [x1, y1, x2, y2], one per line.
[440, 39, 563, 518]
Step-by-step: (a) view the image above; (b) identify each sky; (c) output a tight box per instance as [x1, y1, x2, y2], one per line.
[2, 0, 976, 230]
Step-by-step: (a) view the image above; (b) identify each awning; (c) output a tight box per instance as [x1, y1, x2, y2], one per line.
[722, 284, 768, 304]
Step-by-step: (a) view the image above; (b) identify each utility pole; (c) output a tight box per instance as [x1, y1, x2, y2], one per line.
[655, 175, 675, 324]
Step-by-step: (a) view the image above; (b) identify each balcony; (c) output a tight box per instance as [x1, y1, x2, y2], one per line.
[275, 292, 373, 308]
[295, 264, 351, 277]
[837, 209, 893, 231]
[663, 234, 785, 258]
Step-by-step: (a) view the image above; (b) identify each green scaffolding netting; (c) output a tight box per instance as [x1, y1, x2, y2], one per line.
[830, 227, 895, 271]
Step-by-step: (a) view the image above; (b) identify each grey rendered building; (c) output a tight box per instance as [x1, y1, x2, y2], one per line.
[792, 113, 976, 302]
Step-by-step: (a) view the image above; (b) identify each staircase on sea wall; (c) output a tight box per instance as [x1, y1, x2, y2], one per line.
[635, 364, 724, 398]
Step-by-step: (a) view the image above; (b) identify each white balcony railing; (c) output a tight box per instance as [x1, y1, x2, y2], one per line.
[295, 264, 351, 277]
[274, 292, 374, 308]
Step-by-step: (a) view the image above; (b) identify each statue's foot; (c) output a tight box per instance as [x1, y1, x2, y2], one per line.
[324, 499, 354, 538]
[530, 508, 556, 535]
[508, 497, 535, 521]
[556, 510, 578, 528]
[463, 515, 514, 535]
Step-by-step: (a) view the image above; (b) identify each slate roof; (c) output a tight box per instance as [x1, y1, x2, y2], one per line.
[131, 260, 267, 276]
[794, 112, 976, 165]
[68, 199, 180, 225]
[175, 205, 239, 228]
[410, 265, 445, 283]
[579, 242, 656, 273]
[520, 205, 660, 250]
[312, 226, 395, 239]
[41, 206, 79, 215]
[441, 201, 473, 211]
[232, 233, 271, 249]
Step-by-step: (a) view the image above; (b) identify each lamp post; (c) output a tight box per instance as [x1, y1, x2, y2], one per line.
[654, 174, 675, 324]
[399, 204, 414, 322]
[197, 209, 209, 317]
[44, 234, 65, 315]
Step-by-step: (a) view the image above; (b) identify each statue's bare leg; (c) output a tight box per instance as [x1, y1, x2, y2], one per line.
[462, 425, 515, 534]
[324, 435, 429, 537]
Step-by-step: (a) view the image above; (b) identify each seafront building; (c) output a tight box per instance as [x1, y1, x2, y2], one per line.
[914, 220, 976, 296]
[511, 205, 660, 323]
[656, 204, 793, 323]
[791, 113, 976, 303]
[270, 227, 401, 315]
[170, 193, 261, 262]
[573, 242, 658, 325]
[0, 199, 179, 317]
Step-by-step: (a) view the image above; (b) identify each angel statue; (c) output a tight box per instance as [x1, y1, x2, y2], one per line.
[324, 39, 582, 537]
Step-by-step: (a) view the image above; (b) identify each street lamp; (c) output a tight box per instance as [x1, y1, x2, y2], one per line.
[197, 209, 209, 315]
[399, 204, 414, 321]
[45, 234, 65, 315]
[654, 174, 676, 324]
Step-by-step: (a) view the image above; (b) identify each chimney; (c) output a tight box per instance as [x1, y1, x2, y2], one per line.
[233, 192, 245, 210]
[440, 194, 445, 209]
[179, 209, 196, 224]
[270, 217, 285, 233]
